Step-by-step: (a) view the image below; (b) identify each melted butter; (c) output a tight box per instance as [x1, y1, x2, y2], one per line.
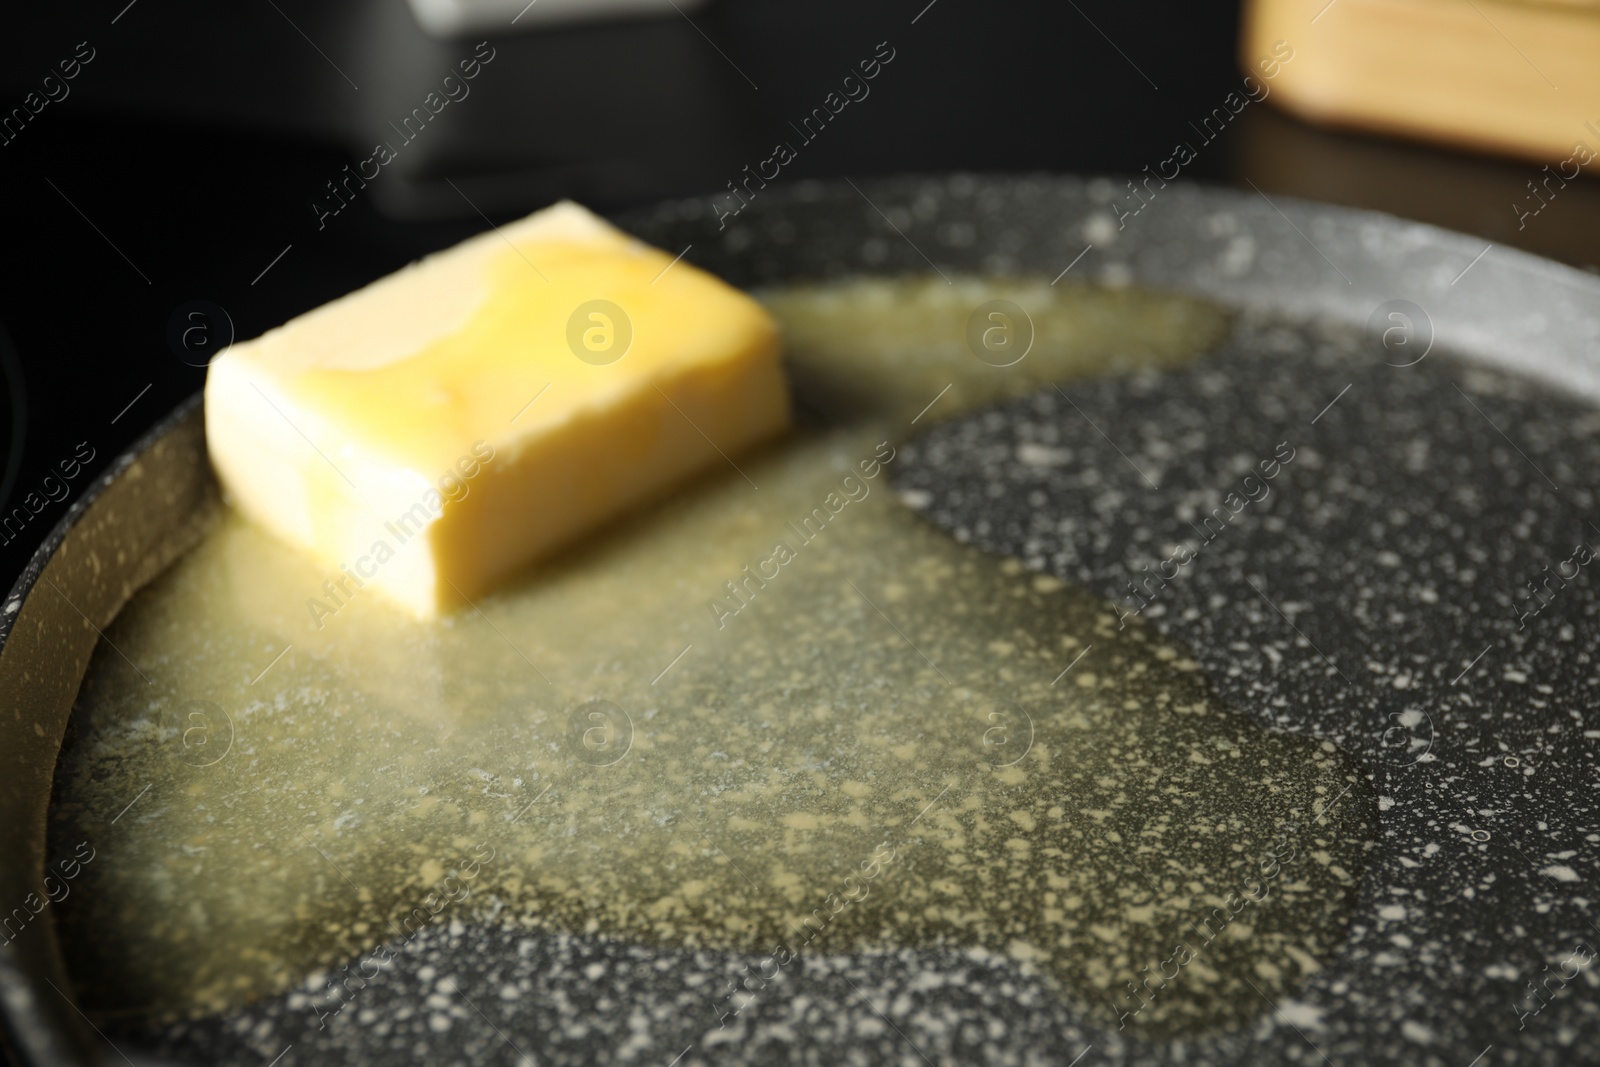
[50, 276, 1373, 1038]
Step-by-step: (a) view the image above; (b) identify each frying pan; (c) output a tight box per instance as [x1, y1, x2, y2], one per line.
[3, 175, 1598, 1066]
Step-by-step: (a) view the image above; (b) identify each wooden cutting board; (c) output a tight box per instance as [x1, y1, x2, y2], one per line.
[1241, 0, 1600, 166]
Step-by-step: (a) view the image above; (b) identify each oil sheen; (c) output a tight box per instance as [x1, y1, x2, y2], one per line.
[50, 276, 1374, 1038]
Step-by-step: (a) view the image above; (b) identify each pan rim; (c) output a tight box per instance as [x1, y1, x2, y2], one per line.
[3, 171, 1598, 1067]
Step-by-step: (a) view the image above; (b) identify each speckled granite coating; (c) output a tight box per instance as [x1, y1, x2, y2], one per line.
[893, 313, 1600, 1065]
[121, 925, 1100, 1067]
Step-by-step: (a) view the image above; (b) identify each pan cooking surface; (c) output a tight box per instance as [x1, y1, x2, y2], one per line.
[98, 306, 1600, 1067]
[897, 312, 1600, 1063]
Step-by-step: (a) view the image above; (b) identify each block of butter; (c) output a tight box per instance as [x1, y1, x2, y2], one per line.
[205, 201, 789, 618]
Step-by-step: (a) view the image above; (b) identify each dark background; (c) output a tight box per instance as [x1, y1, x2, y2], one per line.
[2, 0, 1598, 597]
